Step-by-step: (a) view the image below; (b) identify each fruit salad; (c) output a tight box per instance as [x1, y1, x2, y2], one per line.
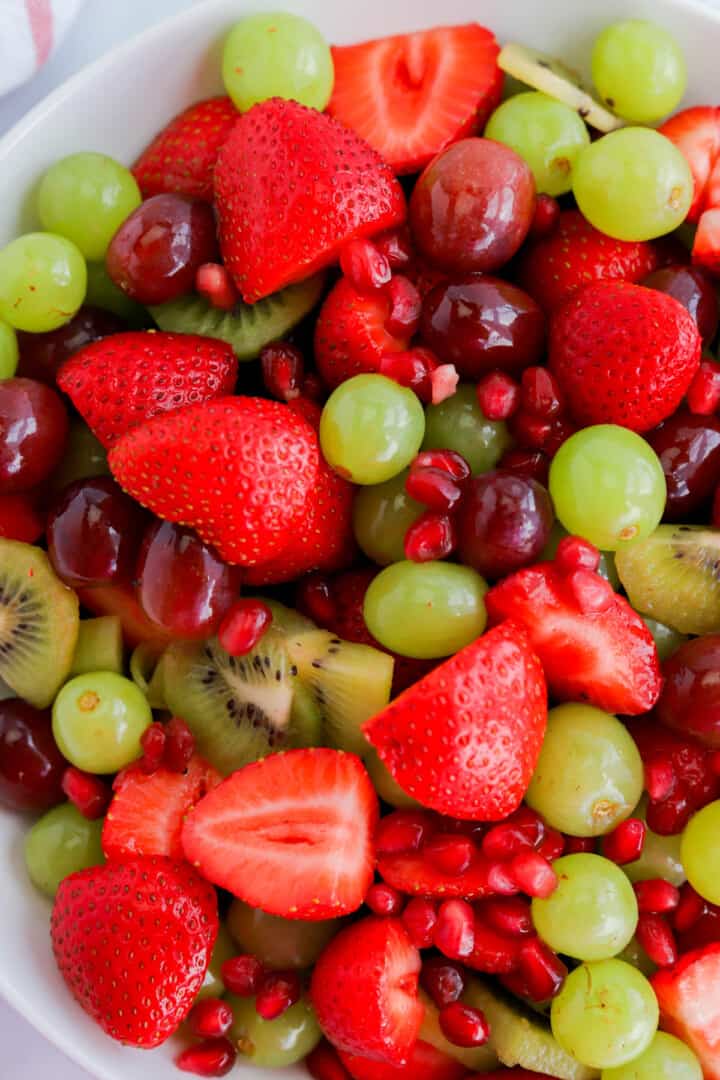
[2, 9, 720, 1080]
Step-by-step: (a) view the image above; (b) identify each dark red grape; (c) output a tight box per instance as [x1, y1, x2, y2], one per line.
[0, 700, 66, 812]
[657, 635, 720, 747]
[457, 470, 554, 579]
[0, 378, 68, 493]
[16, 307, 126, 385]
[47, 476, 148, 586]
[643, 265, 719, 344]
[136, 520, 241, 639]
[647, 410, 720, 520]
[106, 193, 219, 304]
[409, 139, 536, 274]
[421, 276, 545, 377]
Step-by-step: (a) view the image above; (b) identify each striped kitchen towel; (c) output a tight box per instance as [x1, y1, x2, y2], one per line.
[0, 0, 86, 95]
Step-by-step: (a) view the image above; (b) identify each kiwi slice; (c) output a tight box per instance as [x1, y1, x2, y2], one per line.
[70, 617, 123, 677]
[159, 629, 321, 775]
[286, 630, 394, 757]
[0, 539, 79, 708]
[615, 525, 720, 636]
[129, 641, 168, 709]
[262, 598, 317, 637]
[150, 273, 326, 361]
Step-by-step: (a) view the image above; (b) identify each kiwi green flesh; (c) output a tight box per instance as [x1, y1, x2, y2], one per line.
[615, 524, 720, 636]
[261, 598, 317, 638]
[0, 540, 79, 709]
[149, 273, 326, 361]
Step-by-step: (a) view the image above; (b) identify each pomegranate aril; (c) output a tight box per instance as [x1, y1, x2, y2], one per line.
[634, 879, 680, 915]
[412, 449, 471, 483]
[644, 759, 676, 803]
[710, 749, 720, 776]
[402, 897, 438, 949]
[487, 863, 520, 896]
[603, 818, 646, 864]
[340, 238, 391, 293]
[511, 851, 558, 899]
[510, 410, 554, 450]
[218, 599, 272, 657]
[374, 225, 413, 271]
[425, 834, 475, 877]
[139, 721, 167, 774]
[530, 193, 561, 238]
[221, 954, 264, 997]
[537, 827, 565, 862]
[306, 1041, 352, 1080]
[431, 364, 460, 405]
[195, 263, 239, 310]
[405, 467, 463, 512]
[499, 968, 534, 1000]
[636, 913, 678, 967]
[499, 448, 549, 485]
[420, 957, 466, 1009]
[482, 809, 545, 862]
[435, 899, 476, 960]
[404, 511, 457, 562]
[554, 536, 601, 574]
[61, 767, 110, 819]
[476, 371, 520, 421]
[687, 358, 720, 415]
[365, 882, 404, 917]
[188, 998, 234, 1039]
[480, 896, 533, 938]
[543, 418, 577, 457]
[176, 1038, 236, 1077]
[375, 810, 428, 855]
[260, 342, 304, 402]
[563, 835, 596, 855]
[518, 937, 567, 1001]
[296, 573, 336, 627]
[674, 883, 706, 933]
[468, 919, 522, 974]
[380, 348, 435, 402]
[567, 569, 615, 615]
[646, 788, 694, 836]
[438, 1002, 490, 1048]
[520, 367, 563, 419]
[255, 970, 302, 1020]
[301, 372, 325, 402]
[385, 274, 422, 338]
[164, 716, 195, 773]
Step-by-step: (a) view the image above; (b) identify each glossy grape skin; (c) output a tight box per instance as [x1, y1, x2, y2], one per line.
[106, 193, 219, 305]
[601, 1031, 702, 1080]
[549, 425, 666, 552]
[647, 411, 720, 521]
[0, 377, 68, 493]
[657, 635, 720, 748]
[49, 421, 109, 492]
[0, 322, 19, 379]
[457, 470, 554, 579]
[682, 800, 720, 904]
[222, 12, 333, 112]
[136, 520, 241, 639]
[52, 671, 153, 774]
[37, 153, 142, 261]
[484, 92, 590, 196]
[25, 802, 104, 897]
[532, 853, 638, 962]
[47, 476, 147, 587]
[197, 924, 236, 1001]
[227, 994, 321, 1068]
[17, 306, 126, 385]
[623, 800, 686, 887]
[572, 128, 692, 242]
[352, 470, 424, 566]
[551, 960, 658, 1069]
[0, 699, 66, 813]
[643, 266, 719, 344]
[423, 384, 513, 476]
[640, 616, 687, 663]
[0, 232, 87, 333]
[320, 374, 425, 485]
[363, 560, 488, 660]
[526, 703, 644, 837]
[409, 138, 536, 274]
[227, 899, 338, 969]
[420, 276, 545, 378]
[591, 20, 687, 124]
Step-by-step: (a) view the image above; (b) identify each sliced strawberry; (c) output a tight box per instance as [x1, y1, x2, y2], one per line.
[76, 582, 173, 648]
[659, 107, 720, 223]
[694, 207, 720, 274]
[339, 1039, 466, 1080]
[102, 756, 221, 862]
[328, 25, 502, 175]
[652, 943, 720, 1079]
[377, 810, 492, 900]
[485, 562, 662, 715]
[311, 916, 423, 1065]
[182, 748, 378, 919]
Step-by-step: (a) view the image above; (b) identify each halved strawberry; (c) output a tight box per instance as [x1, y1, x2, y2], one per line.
[76, 582, 173, 648]
[376, 810, 493, 900]
[694, 207, 720, 274]
[339, 1040, 466, 1079]
[652, 943, 720, 1079]
[485, 562, 662, 715]
[311, 916, 423, 1065]
[659, 107, 720, 274]
[328, 25, 502, 175]
[182, 748, 378, 919]
[102, 756, 221, 862]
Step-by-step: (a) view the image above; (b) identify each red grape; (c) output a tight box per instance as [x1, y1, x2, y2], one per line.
[17, 307, 126, 385]
[647, 410, 720, 520]
[657, 636, 720, 748]
[0, 700, 66, 812]
[0, 378, 68, 493]
[643, 265, 719, 344]
[457, 470, 554, 579]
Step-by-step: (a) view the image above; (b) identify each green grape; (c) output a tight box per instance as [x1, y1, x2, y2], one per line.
[364, 560, 488, 660]
[227, 898, 338, 969]
[681, 799, 720, 904]
[549, 425, 666, 552]
[0, 320, 19, 379]
[70, 617, 124, 677]
[572, 128, 693, 242]
[85, 261, 148, 325]
[365, 748, 419, 808]
[542, 521, 620, 589]
[551, 959, 658, 1069]
[37, 153, 141, 261]
[352, 469, 424, 565]
[197, 923, 235, 1001]
[592, 20, 687, 124]
[484, 92, 590, 196]
[222, 12, 333, 112]
[0, 232, 86, 333]
[639, 615, 687, 662]
[50, 420, 110, 491]
[25, 802, 104, 897]
[532, 853, 638, 961]
[228, 994, 321, 1068]
[320, 374, 425, 485]
[526, 703, 644, 837]
[617, 936, 657, 979]
[622, 800, 685, 888]
[423, 384, 512, 475]
[601, 1031, 702, 1080]
[52, 671, 152, 774]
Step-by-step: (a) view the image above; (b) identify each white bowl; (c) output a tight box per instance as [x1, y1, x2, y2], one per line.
[1, 0, 719, 1077]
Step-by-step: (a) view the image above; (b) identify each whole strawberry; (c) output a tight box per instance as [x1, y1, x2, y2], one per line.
[51, 856, 218, 1048]
[108, 396, 319, 565]
[549, 281, 701, 432]
[57, 331, 238, 448]
[132, 96, 240, 202]
[214, 98, 407, 301]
